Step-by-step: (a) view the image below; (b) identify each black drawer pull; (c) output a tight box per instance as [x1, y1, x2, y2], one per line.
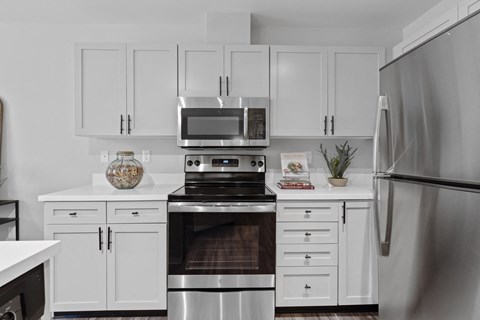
[305, 232, 312, 237]
[305, 210, 311, 214]
[305, 255, 311, 259]
[305, 284, 311, 289]
[69, 212, 77, 216]
[132, 211, 139, 216]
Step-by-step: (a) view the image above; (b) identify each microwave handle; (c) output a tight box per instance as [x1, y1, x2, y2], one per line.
[244, 108, 249, 139]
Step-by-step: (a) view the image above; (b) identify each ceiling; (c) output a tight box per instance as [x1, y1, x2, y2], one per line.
[0, 0, 444, 30]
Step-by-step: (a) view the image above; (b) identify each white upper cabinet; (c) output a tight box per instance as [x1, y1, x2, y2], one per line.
[224, 45, 270, 97]
[459, 0, 480, 18]
[270, 46, 328, 137]
[328, 47, 385, 137]
[393, 7, 458, 59]
[127, 44, 177, 136]
[270, 46, 383, 137]
[75, 43, 126, 136]
[75, 43, 177, 137]
[178, 44, 269, 97]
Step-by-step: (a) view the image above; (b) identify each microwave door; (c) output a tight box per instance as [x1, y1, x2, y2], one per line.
[178, 107, 249, 148]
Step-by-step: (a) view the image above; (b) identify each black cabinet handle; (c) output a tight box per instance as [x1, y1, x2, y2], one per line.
[342, 202, 346, 224]
[305, 284, 311, 289]
[107, 227, 112, 250]
[331, 116, 335, 135]
[127, 114, 132, 135]
[132, 211, 139, 216]
[324, 116, 327, 135]
[69, 212, 77, 216]
[219, 76, 222, 96]
[305, 209, 311, 214]
[120, 115, 124, 134]
[226, 76, 229, 96]
[98, 227, 103, 251]
[305, 232, 312, 237]
[305, 254, 311, 259]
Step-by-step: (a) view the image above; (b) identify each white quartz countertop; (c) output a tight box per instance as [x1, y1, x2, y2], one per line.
[0, 240, 61, 287]
[269, 183, 373, 200]
[38, 184, 182, 202]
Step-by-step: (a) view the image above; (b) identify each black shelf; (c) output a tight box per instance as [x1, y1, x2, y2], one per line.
[0, 200, 19, 240]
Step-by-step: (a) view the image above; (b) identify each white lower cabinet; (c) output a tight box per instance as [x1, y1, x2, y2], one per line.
[44, 201, 167, 312]
[107, 224, 166, 310]
[275, 200, 377, 307]
[275, 201, 339, 307]
[45, 224, 107, 311]
[338, 201, 378, 305]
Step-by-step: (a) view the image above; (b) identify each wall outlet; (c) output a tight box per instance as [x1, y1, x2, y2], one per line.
[101, 150, 109, 163]
[305, 151, 313, 165]
[142, 150, 151, 163]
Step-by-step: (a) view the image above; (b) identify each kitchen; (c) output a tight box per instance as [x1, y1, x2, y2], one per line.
[1, 0, 480, 319]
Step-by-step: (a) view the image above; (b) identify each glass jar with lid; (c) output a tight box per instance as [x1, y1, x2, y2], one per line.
[105, 151, 144, 189]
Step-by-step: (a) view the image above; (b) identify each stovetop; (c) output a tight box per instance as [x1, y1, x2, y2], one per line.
[169, 154, 276, 202]
[168, 184, 276, 202]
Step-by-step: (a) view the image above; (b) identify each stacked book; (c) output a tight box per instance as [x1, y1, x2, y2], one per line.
[277, 153, 315, 190]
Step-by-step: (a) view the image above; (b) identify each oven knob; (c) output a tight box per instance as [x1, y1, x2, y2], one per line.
[250, 161, 257, 167]
[186, 160, 193, 166]
[194, 160, 201, 166]
[258, 161, 264, 167]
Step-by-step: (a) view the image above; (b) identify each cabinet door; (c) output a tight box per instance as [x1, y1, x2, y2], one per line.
[178, 45, 224, 97]
[75, 43, 126, 136]
[224, 45, 269, 97]
[45, 224, 107, 311]
[459, 0, 480, 18]
[392, 7, 458, 58]
[338, 201, 378, 305]
[276, 266, 337, 306]
[328, 47, 385, 137]
[127, 44, 177, 136]
[107, 224, 167, 310]
[270, 46, 328, 137]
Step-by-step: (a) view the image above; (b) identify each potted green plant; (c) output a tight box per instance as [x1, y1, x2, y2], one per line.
[318, 141, 357, 187]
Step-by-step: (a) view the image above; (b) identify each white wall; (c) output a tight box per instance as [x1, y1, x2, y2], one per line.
[0, 22, 387, 241]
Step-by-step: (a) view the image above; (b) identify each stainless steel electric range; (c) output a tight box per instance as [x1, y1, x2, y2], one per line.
[167, 154, 276, 320]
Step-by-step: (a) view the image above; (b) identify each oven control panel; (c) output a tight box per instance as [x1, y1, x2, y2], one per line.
[185, 155, 266, 172]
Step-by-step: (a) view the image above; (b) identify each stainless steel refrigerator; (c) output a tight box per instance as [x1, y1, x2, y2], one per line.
[373, 10, 480, 320]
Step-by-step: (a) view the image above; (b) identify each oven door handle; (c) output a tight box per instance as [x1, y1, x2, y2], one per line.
[168, 202, 276, 213]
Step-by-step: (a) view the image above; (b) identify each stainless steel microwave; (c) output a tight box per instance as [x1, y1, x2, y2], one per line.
[177, 97, 270, 148]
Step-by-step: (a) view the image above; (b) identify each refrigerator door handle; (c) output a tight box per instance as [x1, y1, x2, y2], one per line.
[373, 95, 394, 175]
[373, 177, 394, 257]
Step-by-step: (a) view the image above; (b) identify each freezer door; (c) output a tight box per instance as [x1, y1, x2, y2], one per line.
[376, 178, 480, 320]
[379, 11, 480, 182]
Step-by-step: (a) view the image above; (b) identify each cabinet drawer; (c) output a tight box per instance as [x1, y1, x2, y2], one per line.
[277, 244, 338, 267]
[44, 202, 106, 224]
[107, 201, 167, 223]
[276, 266, 337, 306]
[277, 222, 338, 244]
[277, 201, 339, 222]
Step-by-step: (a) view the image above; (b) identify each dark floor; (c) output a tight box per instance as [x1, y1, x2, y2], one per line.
[63, 314, 378, 320]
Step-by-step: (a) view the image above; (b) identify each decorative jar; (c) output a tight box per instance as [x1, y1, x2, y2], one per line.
[105, 151, 144, 189]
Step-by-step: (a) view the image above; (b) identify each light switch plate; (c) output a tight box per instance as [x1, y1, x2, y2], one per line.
[142, 150, 151, 163]
[305, 151, 313, 165]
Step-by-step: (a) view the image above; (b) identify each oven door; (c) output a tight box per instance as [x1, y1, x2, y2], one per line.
[168, 202, 275, 289]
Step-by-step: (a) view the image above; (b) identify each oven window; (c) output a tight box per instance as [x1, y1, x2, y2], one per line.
[181, 108, 244, 140]
[169, 212, 275, 275]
